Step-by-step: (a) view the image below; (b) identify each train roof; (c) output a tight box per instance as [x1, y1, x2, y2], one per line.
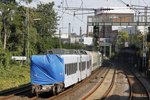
[47, 49, 88, 55]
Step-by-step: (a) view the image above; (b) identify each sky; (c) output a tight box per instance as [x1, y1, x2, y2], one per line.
[19, 0, 150, 35]
[54, 0, 150, 35]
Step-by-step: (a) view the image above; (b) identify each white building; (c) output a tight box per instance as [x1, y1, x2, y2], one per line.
[83, 37, 93, 45]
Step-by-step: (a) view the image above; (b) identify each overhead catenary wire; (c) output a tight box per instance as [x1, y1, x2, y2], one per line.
[57, 0, 85, 31]
[56, 9, 86, 24]
[116, 0, 150, 15]
[117, 0, 150, 9]
[142, 0, 148, 6]
[65, 0, 69, 7]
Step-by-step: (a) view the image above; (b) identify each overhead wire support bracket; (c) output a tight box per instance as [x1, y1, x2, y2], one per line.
[63, 7, 114, 12]
[63, 7, 114, 16]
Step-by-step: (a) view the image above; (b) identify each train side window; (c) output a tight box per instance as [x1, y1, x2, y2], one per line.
[88, 61, 90, 68]
[71, 63, 73, 74]
[71, 64, 72, 75]
[69, 64, 71, 75]
[75, 63, 77, 73]
[70, 64, 72, 75]
[87, 61, 89, 69]
[82, 62, 84, 71]
[82, 62, 86, 70]
[74, 63, 76, 73]
[68, 64, 69, 75]
[84, 62, 85, 70]
[72, 63, 74, 74]
[73, 63, 74, 73]
[73, 63, 74, 74]
[65, 64, 67, 74]
[67, 64, 68, 74]
[71, 63, 72, 75]
[81, 62, 82, 71]
[79, 62, 81, 71]
[66, 64, 67, 75]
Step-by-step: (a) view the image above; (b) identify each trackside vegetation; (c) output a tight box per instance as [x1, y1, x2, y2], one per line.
[0, 65, 30, 90]
[0, 1, 84, 91]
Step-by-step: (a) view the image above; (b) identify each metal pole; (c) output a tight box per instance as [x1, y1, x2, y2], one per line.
[103, 25, 106, 56]
[68, 23, 71, 44]
[59, 29, 62, 48]
[80, 27, 82, 44]
[86, 18, 89, 36]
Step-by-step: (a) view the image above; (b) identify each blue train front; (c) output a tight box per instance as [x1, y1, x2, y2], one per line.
[30, 49, 102, 96]
[30, 54, 65, 95]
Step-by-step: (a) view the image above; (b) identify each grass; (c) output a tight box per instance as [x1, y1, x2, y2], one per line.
[0, 65, 30, 91]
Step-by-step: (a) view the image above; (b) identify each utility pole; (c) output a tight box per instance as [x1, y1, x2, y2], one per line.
[59, 28, 62, 48]
[80, 27, 82, 44]
[68, 23, 71, 44]
[103, 25, 106, 56]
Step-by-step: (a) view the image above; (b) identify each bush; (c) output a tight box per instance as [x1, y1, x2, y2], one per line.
[0, 50, 11, 67]
[0, 65, 30, 90]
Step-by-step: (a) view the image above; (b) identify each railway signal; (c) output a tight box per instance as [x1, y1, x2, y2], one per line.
[93, 25, 99, 38]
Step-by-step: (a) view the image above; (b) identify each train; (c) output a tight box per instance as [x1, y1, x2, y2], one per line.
[30, 49, 102, 96]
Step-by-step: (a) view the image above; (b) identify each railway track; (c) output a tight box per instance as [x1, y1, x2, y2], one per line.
[31, 61, 112, 100]
[81, 62, 116, 100]
[30, 61, 112, 100]
[0, 83, 32, 100]
[125, 67, 150, 100]
[100, 64, 131, 100]
[0, 60, 112, 100]
[3, 60, 149, 100]
[103, 61, 150, 100]
[36, 66, 109, 100]
[100, 67, 116, 100]
[0, 66, 108, 100]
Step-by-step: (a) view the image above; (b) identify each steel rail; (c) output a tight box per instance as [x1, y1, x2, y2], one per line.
[123, 68, 133, 100]
[100, 67, 116, 100]
[0, 83, 31, 100]
[129, 68, 150, 100]
[81, 65, 114, 100]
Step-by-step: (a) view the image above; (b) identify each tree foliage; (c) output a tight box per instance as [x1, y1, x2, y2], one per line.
[116, 31, 129, 48]
[0, 1, 59, 66]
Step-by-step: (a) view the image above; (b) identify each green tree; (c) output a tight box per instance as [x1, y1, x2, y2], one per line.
[34, 2, 57, 35]
[117, 31, 129, 48]
[0, 1, 58, 66]
[30, 2, 57, 53]
[129, 33, 143, 48]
